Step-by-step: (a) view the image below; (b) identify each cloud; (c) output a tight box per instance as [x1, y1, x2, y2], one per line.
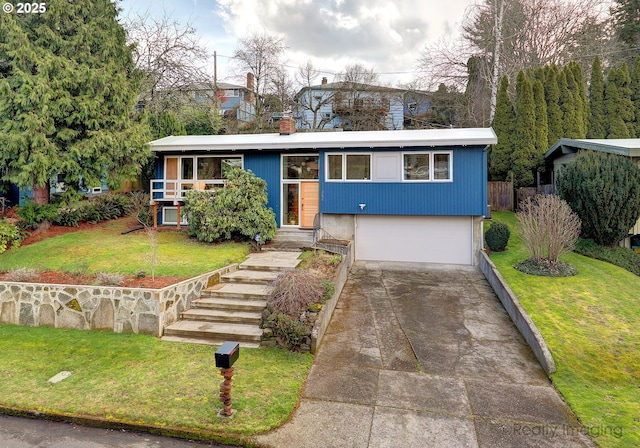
[215, 0, 471, 84]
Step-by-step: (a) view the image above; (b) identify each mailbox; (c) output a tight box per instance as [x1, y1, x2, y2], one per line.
[215, 341, 240, 369]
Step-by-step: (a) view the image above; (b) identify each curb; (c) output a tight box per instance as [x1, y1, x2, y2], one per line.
[0, 405, 258, 447]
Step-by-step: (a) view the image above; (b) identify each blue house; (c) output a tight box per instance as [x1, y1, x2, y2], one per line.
[149, 120, 496, 265]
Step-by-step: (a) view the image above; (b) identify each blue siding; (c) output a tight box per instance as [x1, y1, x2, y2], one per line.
[320, 147, 487, 216]
[244, 152, 282, 227]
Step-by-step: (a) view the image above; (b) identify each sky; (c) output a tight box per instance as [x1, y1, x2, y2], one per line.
[117, 0, 476, 88]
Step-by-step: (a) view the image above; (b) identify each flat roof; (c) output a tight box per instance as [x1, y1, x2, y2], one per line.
[149, 128, 497, 152]
[545, 138, 640, 159]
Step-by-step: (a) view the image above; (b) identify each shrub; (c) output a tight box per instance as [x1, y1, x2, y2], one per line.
[183, 168, 276, 245]
[16, 201, 57, 229]
[89, 194, 131, 221]
[556, 150, 640, 246]
[517, 194, 581, 265]
[95, 272, 124, 286]
[268, 270, 325, 314]
[0, 219, 22, 254]
[321, 280, 335, 302]
[575, 238, 640, 276]
[273, 314, 309, 349]
[6, 268, 39, 282]
[51, 207, 82, 227]
[485, 221, 510, 251]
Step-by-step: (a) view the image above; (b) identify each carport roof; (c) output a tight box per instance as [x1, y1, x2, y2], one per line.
[149, 128, 497, 152]
[545, 138, 640, 159]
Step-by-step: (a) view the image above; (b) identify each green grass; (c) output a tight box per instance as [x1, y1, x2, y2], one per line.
[0, 324, 312, 440]
[488, 212, 640, 448]
[0, 218, 250, 277]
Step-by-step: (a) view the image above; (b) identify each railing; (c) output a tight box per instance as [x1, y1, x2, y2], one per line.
[150, 179, 226, 204]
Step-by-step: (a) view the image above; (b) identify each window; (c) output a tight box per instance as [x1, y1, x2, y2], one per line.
[402, 152, 452, 182]
[181, 158, 194, 180]
[327, 155, 342, 180]
[282, 155, 319, 180]
[178, 156, 242, 181]
[346, 155, 371, 180]
[325, 153, 371, 181]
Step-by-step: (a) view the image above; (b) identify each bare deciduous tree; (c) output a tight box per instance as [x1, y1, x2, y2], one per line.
[295, 61, 335, 129]
[232, 32, 287, 130]
[517, 194, 581, 265]
[123, 12, 211, 114]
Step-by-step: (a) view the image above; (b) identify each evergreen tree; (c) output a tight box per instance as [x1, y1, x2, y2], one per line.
[148, 111, 186, 140]
[544, 65, 563, 146]
[489, 76, 515, 181]
[556, 150, 640, 247]
[0, 0, 150, 204]
[569, 62, 588, 138]
[605, 64, 635, 138]
[630, 56, 640, 137]
[512, 71, 537, 188]
[559, 67, 580, 138]
[532, 79, 548, 171]
[611, 0, 640, 58]
[587, 57, 607, 138]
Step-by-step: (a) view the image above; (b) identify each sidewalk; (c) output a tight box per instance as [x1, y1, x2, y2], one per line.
[254, 261, 595, 448]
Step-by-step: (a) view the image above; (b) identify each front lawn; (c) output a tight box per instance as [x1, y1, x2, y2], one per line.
[488, 212, 640, 448]
[0, 217, 250, 278]
[0, 324, 312, 441]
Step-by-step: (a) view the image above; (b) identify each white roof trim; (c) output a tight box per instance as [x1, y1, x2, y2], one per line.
[149, 128, 497, 152]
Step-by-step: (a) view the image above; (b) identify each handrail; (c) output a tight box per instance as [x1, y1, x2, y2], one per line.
[150, 179, 226, 204]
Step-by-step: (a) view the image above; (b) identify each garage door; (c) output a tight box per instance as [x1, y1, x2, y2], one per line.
[355, 215, 473, 265]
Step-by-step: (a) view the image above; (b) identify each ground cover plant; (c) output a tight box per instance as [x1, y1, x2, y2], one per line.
[0, 324, 312, 440]
[487, 212, 640, 448]
[0, 216, 249, 280]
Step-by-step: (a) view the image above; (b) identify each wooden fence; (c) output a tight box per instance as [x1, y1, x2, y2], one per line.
[488, 182, 555, 213]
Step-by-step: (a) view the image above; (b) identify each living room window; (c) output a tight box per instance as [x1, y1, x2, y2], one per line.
[325, 153, 372, 181]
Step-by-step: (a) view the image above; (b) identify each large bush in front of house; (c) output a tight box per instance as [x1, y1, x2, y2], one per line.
[556, 150, 640, 247]
[183, 168, 276, 246]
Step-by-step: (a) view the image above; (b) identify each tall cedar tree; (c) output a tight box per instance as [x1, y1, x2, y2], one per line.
[556, 150, 640, 247]
[630, 57, 640, 137]
[612, 0, 640, 57]
[489, 76, 515, 181]
[0, 0, 150, 203]
[544, 65, 563, 146]
[605, 64, 635, 138]
[587, 57, 606, 138]
[569, 62, 588, 138]
[512, 71, 537, 188]
[532, 78, 548, 173]
[559, 67, 580, 138]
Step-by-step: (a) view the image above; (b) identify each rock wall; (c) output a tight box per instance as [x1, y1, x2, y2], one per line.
[0, 265, 237, 336]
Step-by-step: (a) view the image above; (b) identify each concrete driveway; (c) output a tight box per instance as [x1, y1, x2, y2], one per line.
[255, 261, 595, 448]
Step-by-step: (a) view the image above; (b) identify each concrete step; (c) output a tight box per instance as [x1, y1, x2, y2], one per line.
[182, 308, 262, 325]
[194, 297, 268, 312]
[221, 269, 281, 285]
[161, 335, 261, 349]
[163, 320, 263, 343]
[238, 255, 302, 271]
[201, 283, 271, 299]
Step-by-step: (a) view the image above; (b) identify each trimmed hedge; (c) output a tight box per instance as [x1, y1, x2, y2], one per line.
[574, 238, 640, 276]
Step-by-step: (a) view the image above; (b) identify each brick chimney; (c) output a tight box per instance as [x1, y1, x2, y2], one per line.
[279, 116, 296, 135]
[321, 77, 328, 84]
[246, 72, 255, 104]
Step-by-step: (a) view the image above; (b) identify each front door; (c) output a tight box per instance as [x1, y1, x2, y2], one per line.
[300, 182, 319, 228]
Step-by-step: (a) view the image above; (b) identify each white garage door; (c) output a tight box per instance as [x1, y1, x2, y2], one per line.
[355, 215, 473, 265]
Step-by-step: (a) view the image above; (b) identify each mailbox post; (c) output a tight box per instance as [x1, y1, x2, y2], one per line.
[215, 341, 239, 418]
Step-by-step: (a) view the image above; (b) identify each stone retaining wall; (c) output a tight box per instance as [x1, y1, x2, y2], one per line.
[0, 265, 237, 337]
[478, 251, 556, 375]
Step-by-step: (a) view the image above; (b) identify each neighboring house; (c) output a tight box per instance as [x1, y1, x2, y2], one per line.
[294, 79, 430, 131]
[544, 138, 640, 247]
[0, 173, 108, 207]
[148, 120, 496, 265]
[190, 77, 256, 123]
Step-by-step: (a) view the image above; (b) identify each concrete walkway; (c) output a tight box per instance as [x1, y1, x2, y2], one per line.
[255, 261, 595, 448]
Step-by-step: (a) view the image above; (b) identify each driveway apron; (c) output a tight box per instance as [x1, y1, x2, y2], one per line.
[255, 261, 595, 448]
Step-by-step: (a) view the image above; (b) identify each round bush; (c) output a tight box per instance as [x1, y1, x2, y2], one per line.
[485, 221, 510, 251]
